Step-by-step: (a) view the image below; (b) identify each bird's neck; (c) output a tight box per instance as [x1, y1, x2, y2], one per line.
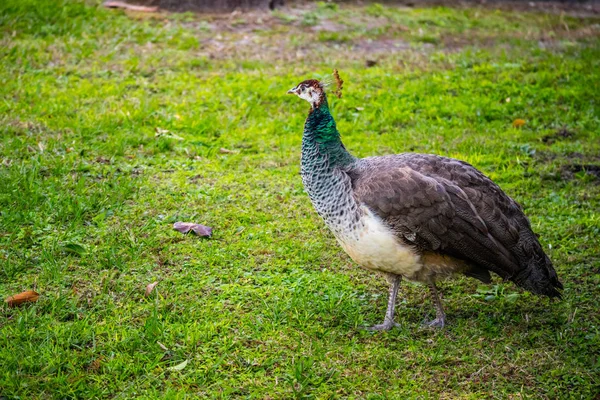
[301, 96, 359, 232]
[301, 97, 355, 169]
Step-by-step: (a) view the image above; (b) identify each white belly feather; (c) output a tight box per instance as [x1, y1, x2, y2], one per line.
[334, 206, 422, 277]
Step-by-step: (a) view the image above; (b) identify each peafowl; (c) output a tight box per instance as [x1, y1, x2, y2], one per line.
[287, 72, 562, 330]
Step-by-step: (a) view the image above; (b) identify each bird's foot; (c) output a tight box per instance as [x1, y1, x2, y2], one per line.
[422, 317, 445, 329]
[363, 321, 400, 331]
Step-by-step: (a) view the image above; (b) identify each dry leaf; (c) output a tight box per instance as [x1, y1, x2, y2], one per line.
[155, 128, 184, 141]
[219, 147, 238, 154]
[88, 357, 102, 372]
[103, 1, 158, 12]
[173, 222, 212, 237]
[145, 281, 158, 296]
[512, 118, 526, 128]
[157, 341, 170, 351]
[169, 359, 189, 371]
[96, 156, 111, 164]
[5, 290, 40, 306]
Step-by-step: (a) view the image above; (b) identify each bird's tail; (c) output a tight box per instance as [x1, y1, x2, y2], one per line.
[513, 253, 563, 298]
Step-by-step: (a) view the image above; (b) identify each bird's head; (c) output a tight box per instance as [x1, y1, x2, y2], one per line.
[287, 70, 343, 110]
[287, 79, 325, 110]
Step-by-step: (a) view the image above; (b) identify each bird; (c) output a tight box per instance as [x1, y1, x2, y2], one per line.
[287, 71, 562, 330]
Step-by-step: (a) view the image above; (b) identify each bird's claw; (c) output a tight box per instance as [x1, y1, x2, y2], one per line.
[363, 321, 400, 331]
[422, 317, 445, 329]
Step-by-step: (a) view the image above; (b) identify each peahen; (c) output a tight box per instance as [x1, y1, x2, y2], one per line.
[287, 72, 562, 330]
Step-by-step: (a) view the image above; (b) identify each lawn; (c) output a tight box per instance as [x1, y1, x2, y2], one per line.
[1, 0, 599, 398]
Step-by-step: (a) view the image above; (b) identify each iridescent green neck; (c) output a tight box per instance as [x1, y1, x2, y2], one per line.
[300, 95, 360, 234]
[303, 97, 355, 168]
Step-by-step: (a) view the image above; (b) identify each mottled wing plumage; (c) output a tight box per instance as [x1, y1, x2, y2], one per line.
[349, 153, 562, 296]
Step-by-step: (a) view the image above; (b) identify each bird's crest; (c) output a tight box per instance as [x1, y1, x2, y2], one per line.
[320, 69, 344, 98]
[331, 69, 343, 99]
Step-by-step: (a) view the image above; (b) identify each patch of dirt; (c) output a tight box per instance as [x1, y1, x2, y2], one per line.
[353, 38, 413, 53]
[135, 0, 600, 17]
[542, 128, 576, 144]
[441, 34, 499, 50]
[381, 0, 600, 17]
[535, 151, 600, 183]
[562, 164, 600, 181]
[132, 0, 278, 13]
[6, 119, 48, 135]
[309, 20, 346, 32]
[197, 29, 420, 63]
[116, 0, 600, 65]
[536, 24, 600, 52]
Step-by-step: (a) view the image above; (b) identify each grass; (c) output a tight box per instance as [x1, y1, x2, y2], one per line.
[1, 0, 599, 398]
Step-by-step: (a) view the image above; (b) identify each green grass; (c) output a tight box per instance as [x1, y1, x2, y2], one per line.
[1, 0, 599, 398]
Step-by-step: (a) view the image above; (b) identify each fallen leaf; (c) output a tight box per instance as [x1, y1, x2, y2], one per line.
[365, 59, 378, 67]
[512, 118, 526, 128]
[96, 156, 111, 164]
[88, 357, 102, 372]
[157, 341, 170, 351]
[173, 222, 212, 237]
[145, 281, 158, 296]
[169, 359, 188, 371]
[155, 127, 184, 141]
[5, 290, 39, 306]
[103, 1, 158, 12]
[219, 147, 238, 154]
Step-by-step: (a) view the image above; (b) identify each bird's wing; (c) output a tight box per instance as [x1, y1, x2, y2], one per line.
[350, 155, 524, 279]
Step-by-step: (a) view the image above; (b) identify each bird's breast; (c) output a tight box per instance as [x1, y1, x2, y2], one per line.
[334, 205, 422, 278]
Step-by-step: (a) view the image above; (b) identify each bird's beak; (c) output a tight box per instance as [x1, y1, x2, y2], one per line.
[287, 86, 298, 95]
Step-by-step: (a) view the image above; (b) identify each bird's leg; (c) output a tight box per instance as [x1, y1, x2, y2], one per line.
[423, 282, 446, 328]
[365, 274, 401, 331]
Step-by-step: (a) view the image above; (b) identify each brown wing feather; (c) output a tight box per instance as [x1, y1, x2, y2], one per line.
[349, 153, 562, 296]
